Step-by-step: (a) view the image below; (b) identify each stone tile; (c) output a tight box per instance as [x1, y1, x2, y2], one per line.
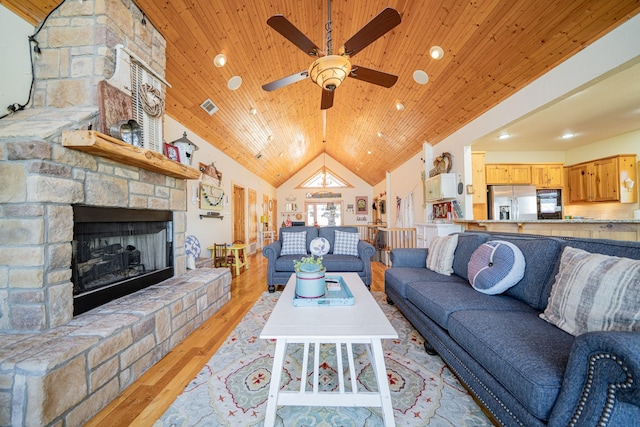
[84, 172, 128, 206]
[70, 313, 139, 338]
[120, 334, 155, 369]
[0, 164, 26, 203]
[0, 218, 44, 245]
[132, 317, 155, 342]
[14, 335, 96, 373]
[26, 175, 84, 204]
[89, 357, 118, 393]
[65, 377, 119, 427]
[7, 141, 52, 160]
[0, 247, 44, 267]
[25, 355, 87, 426]
[88, 329, 132, 368]
[154, 307, 171, 343]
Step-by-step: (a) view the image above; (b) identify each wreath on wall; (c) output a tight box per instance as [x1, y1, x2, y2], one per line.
[138, 83, 165, 118]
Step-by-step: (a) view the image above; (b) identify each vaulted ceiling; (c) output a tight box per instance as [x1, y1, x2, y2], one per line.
[5, 0, 640, 187]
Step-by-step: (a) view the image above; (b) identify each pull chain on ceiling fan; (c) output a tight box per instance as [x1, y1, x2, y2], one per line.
[262, 0, 401, 110]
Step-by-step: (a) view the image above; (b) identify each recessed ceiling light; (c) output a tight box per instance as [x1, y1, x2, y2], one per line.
[227, 76, 242, 90]
[377, 131, 384, 138]
[213, 53, 227, 67]
[561, 133, 575, 139]
[367, 150, 372, 155]
[267, 135, 274, 142]
[413, 70, 429, 84]
[250, 107, 257, 115]
[429, 46, 444, 60]
[498, 134, 510, 140]
[395, 102, 405, 111]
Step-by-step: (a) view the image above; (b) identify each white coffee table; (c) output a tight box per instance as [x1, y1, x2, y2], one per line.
[260, 272, 398, 426]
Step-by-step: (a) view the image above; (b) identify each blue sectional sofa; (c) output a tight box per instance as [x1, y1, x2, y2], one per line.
[262, 226, 375, 292]
[385, 231, 640, 427]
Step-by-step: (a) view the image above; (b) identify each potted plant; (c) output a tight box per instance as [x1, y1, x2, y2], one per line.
[294, 255, 326, 298]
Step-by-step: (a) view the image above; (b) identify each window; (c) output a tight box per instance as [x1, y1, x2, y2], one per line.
[298, 167, 352, 189]
[131, 62, 163, 153]
[306, 202, 342, 226]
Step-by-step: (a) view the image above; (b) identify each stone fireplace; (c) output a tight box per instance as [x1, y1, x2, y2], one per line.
[0, 1, 231, 425]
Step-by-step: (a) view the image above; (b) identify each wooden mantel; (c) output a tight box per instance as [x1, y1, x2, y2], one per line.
[62, 131, 201, 179]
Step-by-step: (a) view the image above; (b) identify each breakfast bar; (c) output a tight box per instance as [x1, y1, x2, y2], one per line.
[455, 219, 640, 241]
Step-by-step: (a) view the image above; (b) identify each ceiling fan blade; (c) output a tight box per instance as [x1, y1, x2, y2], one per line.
[267, 15, 321, 56]
[349, 66, 398, 88]
[341, 8, 401, 57]
[321, 89, 334, 110]
[262, 71, 308, 92]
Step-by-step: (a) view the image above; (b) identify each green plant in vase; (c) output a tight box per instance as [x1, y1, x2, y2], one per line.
[293, 254, 324, 272]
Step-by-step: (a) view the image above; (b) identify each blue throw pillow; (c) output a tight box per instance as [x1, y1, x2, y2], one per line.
[468, 240, 525, 295]
[333, 230, 359, 256]
[280, 231, 307, 255]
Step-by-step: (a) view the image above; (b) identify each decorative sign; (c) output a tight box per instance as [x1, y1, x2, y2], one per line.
[355, 196, 368, 214]
[308, 191, 342, 199]
[200, 183, 224, 211]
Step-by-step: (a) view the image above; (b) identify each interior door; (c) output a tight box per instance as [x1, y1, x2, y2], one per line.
[232, 184, 245, 244]
[248, 188, 257, 250]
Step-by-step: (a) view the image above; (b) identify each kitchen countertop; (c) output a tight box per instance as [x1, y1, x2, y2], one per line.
[454, 219, 640, 224]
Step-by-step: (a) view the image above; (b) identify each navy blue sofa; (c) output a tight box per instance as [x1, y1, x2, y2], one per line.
[262, 226, 375, 292]
[385, 231, 640, 427]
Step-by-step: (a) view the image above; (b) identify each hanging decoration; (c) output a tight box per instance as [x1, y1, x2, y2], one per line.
[200, 183, 224, 211]
[199, 162, 223, 186]
[429, 152, 452, 177]
[138, 83, 165, 118]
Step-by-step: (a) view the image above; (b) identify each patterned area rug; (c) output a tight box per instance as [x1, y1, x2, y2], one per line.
[155, 292, 492, 426]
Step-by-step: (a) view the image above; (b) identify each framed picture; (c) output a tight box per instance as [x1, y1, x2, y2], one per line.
[355, 196, 368, 215]
[163, 143, 181, 162]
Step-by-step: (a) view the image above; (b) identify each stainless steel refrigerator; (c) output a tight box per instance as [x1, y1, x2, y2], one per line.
[488, 185, 537, 220]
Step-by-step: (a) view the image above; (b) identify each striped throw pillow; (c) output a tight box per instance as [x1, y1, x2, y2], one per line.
[426, 234, 459, 276]
[540, 246, 640, 336]
[280, 231, 307, 255]
[333, 230, 360, 256]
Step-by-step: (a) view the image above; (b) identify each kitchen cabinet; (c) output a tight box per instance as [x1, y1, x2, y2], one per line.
[471, 152, 487, 219]
[531, 164, 563, 188]
[485, 164, 531, 185]
[415, 223, 463, 248]
[566, 155, 637, 204]
[423, 173, 457, 203]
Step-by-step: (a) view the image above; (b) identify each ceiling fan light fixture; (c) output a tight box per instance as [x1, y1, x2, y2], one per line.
[213, 53, 227, 67]
[309, 55, 352, 91]
[429, 46, 444, 60]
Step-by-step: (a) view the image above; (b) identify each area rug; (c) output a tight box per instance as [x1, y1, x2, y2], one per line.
[155, 292, 492, 426]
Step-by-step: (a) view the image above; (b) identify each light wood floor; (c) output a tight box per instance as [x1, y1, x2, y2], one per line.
[85, 253, 389, 426]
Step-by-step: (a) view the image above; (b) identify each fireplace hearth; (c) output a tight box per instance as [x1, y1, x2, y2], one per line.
[72, 205, 174, 315]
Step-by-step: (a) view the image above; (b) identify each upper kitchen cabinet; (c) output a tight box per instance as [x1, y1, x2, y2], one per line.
[566, 155, 637, 204]
[531, 164, 564, 188]
[485, 164, 531, 185]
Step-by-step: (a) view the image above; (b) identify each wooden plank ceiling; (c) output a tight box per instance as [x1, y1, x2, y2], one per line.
[5, 0, 640, 187]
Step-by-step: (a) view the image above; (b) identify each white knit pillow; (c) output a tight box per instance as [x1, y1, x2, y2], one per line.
[426, 234, 458, 276]
[540, 246, 640, 336]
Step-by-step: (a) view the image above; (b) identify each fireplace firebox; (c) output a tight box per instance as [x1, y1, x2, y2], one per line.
[72, 206, 174, 315]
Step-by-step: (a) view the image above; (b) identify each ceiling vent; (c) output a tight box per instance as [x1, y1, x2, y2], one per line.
[200, 98, 219, 115]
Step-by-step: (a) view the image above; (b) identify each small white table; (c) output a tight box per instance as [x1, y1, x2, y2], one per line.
[260, 273, 398, 426]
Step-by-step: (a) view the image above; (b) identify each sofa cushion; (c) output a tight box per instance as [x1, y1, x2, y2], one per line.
[448, 309, 574, 420]
[280, 231, 308, 255]
[426, 234, 458, 275]
[321, 254, 363, 272]
[385, 267, 460, 299]
[468, 240, 525, 295]
[405, 280, 532, 329]
[541, 246, 640, 336]
[278, 226, 319, 252]
[310, 237, 330, 256]
[452, 232, 490, 280]
[333, 230, 360, 256]
[489, 236, 563, 310]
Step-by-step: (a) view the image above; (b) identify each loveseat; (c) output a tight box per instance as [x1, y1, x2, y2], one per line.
[262, 226, 375, 292]
[385, 231, 640, 427]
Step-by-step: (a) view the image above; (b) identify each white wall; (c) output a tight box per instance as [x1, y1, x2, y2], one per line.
[387, 149, 425, 226]
[164, 115, 276, 256]
[0, 6, 34, 114]
[276, 154, 373, 226]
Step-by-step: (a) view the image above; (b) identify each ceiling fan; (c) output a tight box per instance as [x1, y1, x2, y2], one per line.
[262, 1, 401, 110]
